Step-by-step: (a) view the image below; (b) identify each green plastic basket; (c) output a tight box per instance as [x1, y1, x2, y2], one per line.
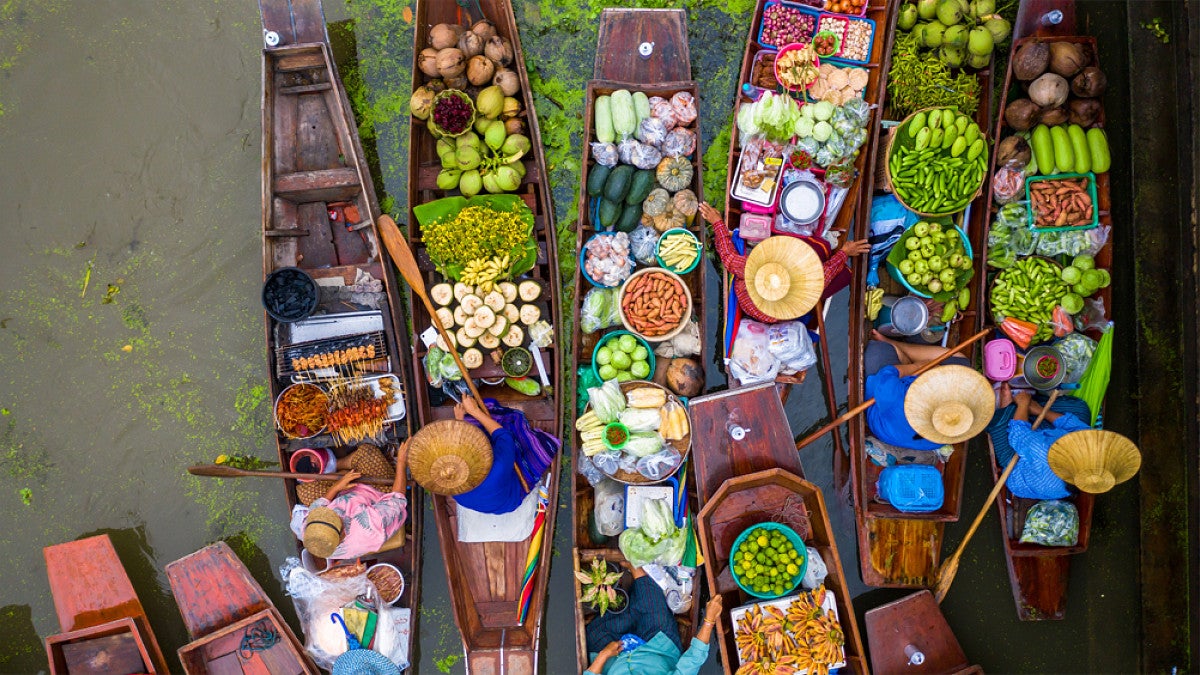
[1024, 172, 1099, 233]
[729, 522, 808, 599]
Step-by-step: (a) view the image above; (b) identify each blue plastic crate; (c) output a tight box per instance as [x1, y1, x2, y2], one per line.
[877, 465, 945, 513]
[819, 13, 876, 65]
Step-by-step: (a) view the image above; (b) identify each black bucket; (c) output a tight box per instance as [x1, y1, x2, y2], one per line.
[262, 267, 319, 323]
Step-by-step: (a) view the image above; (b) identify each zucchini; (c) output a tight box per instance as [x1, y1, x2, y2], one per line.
[483, 291, 506, 313]
[1067, 124, 1090, 173]
[435, 307, 455, 330]
[461, 348, 483, 370]
[604, 165, 635, 203]
[594, 95, 615, 144]
[502, 324, 525, 347]
[625, 169, 656, 206]
[587, 163, 611, 197]
[505, 376, 541, 396]
[1031, 125, 1055, 178]
[460, 294, 483, 315]
[610, 89, 636, 139]
[1087, 128, 1110, 173]
[598, 198, 622, 228]
[632, 91, 651, 127]
[519, 304, 541, 325]
[452, 305, 471, 327]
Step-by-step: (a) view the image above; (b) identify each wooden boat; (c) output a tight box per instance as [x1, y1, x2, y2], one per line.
[166, 542, 317, 674]
[258, 0, 422, 658]
[405, 1, 560, 670]
[689, 384, 867, 674]
[570, 9, 706, 671]
[864, 590, 981, 674]
[43, 534, 169, 675]
[719, 0, 899, 405]
[844, 17, 996, 587]
[975, 23, 1110, 621]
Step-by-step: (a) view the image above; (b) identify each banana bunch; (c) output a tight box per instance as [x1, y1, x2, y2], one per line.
[865, 287, 884, 321]
[576, 410, 606, 455]
[659, 404, 689, 441]
[459, 254, 510, 292]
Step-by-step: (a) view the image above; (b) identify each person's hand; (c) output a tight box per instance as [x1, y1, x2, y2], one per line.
[704, 594, 724, 624]
[457, 397, 487, 421]
[334, 469, 362, 490]
[1014, 391, 1032, 408]
[600, 641, 622, 658]
[396, 439, 411, 462]
[842, 238, 871, 256]
[698, 202, 722, 224]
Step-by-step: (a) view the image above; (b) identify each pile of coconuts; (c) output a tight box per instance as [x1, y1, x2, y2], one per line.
[896, 0, 1012, 70]
[409, 19, 525, 136]
[1004, 40, 1107, 132]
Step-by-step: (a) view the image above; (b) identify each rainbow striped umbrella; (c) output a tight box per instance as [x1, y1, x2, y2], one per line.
[517, 485, 551, 623]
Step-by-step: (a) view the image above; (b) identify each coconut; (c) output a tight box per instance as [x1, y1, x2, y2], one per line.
[996, 135, 1031, 167]
[475, 85, 505, 120]
[1038, 106, 1069, 127]
[985, 16, 1011, 44]
[917, 0, 939, 20]
[493, 68, 520, 97]
[425, 78, 447, 94]
[939, 45, 965, 69]
[664, 358, 703, 397]
[1071, 67, 1107, 98]
[935, 0, 963, 25]
[966, 50, 991, 70]
[1068, 99, 1102, 127]
[1004, 98, 1040, 130]
[485, 36, 514, 67]
[501, 96, 521, 120]
[458, 31, 485, 59]
[444, 75, 469, 90]
[436, 48, 466, 79]
[967, 26, 993, 56]
[943, 24, 968, 48]
[1048, 42, 1089, 77]
[429, 23, 463, 50]
[470, 19, 497, 41]
[1028, 73, 1069, 108]
[1013, 41, 1049, 80]
[923, 20, 947, 48]
[898, 4, 918, 30]
[504, 117, 526, 136]
[418, 48, 441, 78]
[466, 55, 495, 86]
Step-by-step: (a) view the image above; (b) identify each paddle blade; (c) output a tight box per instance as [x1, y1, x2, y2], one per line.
[188, 464, 246, 478]
[933, 556, 959, 603]
[377, 215, 425, 298]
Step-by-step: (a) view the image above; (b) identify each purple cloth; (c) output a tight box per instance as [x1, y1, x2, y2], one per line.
[456, 399, 560, 512]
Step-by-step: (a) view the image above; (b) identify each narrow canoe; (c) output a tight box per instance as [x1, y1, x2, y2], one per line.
[406, 1, 561, 670]
[166, 542, 317, 674]
[258, 2, 422, 658]
[845, 22, 996, 587]
[689, 384, 866, 674]
[43, 534, 169, 675]
[570, 8, 706, 671]
[977, 25, 1110, 621]
[864, 590, 981, 674]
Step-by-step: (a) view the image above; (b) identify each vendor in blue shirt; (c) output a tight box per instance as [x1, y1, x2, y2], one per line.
[451, 397, 528, 514]
[987, 382, 1093, 500]
[584, 568, 722, 675]
[864, 329, 972, 450]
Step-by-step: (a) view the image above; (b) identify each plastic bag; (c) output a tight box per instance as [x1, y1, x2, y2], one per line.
[630, 142, 663, 170]
[591, 142, 619, 167]
[423, 346, 461, 387]
[623, 432, 665, 458]
[577, 366, 602, 414]
[592, 450, 622, 477]
[654, 321, 702, 358]
[727, 320, 781, 385]
[1076, 299, 1108, 332]
[800, 546, 829, 590]
[670, 91, 698, 126]
[581, 287, 621, 334]
[1019, 500, 1079, 546]
[593, 479, 627, 536]
[588, 378, 626, 422]
[619, 407, 662, 433]
[584, 233, 634, 286]
[629, 226, 659, 265]
[577, 450, 605, 486]
[636, 447, 682, 481]
[838, 96, 871, 127]
[987, 203, 1037, 269]
[661, 127, 697, 157]
[637, 117, 668, 147]
[642, 564, 694, 614]
[651, 99, 678, 129]
[767, 321, 817, 374]
[617, 138, 641, 165]
[282, 558, 388, 671]
[617, 451, 641, 475]
[1055, 332, 1097, 384]
[992, 165, 1025, 204]
[618, 498, 687, 567]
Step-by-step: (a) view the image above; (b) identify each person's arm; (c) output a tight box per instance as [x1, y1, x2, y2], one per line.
[671, 596, 722, 675]
[392, 440, 410, 494]
[324, 470, 361, 501]
[584, 641, 621, 675]
[700, 202, 748, 277]
[456, 399, 502, 434]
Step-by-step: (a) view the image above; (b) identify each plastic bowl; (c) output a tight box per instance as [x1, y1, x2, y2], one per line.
[591, 330, 655, 383]
[655, 228, 702, 275]
[262, 267, 319, 323]
[580, 232, 633, 289]
[885, 224, 974, 299]
[602, 422, 630, 451]
[730, 522, 809, 599]
[811, 30, 841, 58]
[774, 42, 820, 92]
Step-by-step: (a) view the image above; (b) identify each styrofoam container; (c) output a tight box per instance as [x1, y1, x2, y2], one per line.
[730, 590, 846, 670]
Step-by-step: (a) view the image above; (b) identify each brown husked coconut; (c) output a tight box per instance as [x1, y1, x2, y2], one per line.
[435, 48, 466, 79]
[429, 23, 463, 50]
[466, 55, 495, 86]
[1048, 42, 1089, 77]
[1013, 41, 1050, 81]
[418, 48, 441, 78]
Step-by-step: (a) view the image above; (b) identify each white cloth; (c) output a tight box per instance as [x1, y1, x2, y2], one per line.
[454, 484, 541, 543]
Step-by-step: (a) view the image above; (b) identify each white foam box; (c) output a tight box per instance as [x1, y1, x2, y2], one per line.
[728, 590, 846, 670]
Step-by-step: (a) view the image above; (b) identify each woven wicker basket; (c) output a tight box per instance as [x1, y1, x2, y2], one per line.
[885, 107, 987, 217]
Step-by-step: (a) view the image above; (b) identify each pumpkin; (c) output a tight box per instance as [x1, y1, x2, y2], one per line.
[672, 189, 698, 220]
[656, 157, 693, 192]
[640, 213, 656, 228]
[652, 209, 685, 233]
[643, 188, 671, 217]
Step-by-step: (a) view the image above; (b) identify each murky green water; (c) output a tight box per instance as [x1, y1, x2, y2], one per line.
[0, 1, 1139, 673]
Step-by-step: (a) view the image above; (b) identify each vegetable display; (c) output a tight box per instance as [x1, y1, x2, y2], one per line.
[733, 586, 845, 673]
[888, 107, 988, 215]
[776, 43, 820, 90]
[430, 279, 541, 355]
[578, 380, 689, 483]
[656, 230, 701, 273]
[1004, 41, 1106, 131]
[759, 3, 817, 47]
[793, 98, 871, 168]
[809, 64, 869, 105]
[894, 0, 1011, 69]
[889, 221, 973, 305]
[886, 31, 981, 117]
[594, 332, 652, 382]
[618, 497, 687, 567]
[620, 269, 690, 338]
[1028, 175, 1094, 229]
[1026, 123, 1109, 176]
[422, 201, 536, 281]
[990, 257, 1069, 344]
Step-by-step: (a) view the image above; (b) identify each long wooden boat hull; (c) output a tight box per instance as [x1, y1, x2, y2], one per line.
[688, 385, 865, 674]
[864, 590, 981, 674]
[978, 29, 1109, 621]
[166, 542, 317, 674]
[407, 1, 561, 670]
[846, 20, 996, 587]
[44, 534, 169, 675]
[258, 5, 422, 659]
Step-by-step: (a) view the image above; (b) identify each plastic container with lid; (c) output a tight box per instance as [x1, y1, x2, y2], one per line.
[738, 213, 773, 242]
[984, 338, 1017, 381]
[877, 465, 944, 513]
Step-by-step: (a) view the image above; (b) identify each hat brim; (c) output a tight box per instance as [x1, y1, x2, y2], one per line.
[743, 237, 825, 320]
[904, 365, 994, 444]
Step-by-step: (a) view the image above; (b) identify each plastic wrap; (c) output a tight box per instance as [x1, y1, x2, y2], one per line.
[618, 407, 662, 433]
[592, 450, 622, 477]
[629, 225, 660, 265]
[643, 564, 694, 614]
[654, 321, 702, 358]
[650, 99, 679, 129]
[636, 447, 682, 481]
[838, 96, 871, 127]
[588, 378, 627, 422]
[623, 432, 665, 458]
[580, 287, 622, 334]
[637, 117, 668, 147]
[584, 233, 634, 287]
[670, 91, 697, 126]
[629, 142, 663, 170]
[987, 202, 1037, 269]
[593, 479, 627, 536]
[992, 165, 1025, 204]
[617, 138, 641, 165]
[727, 320, 781, 385]
[799, 546, 829, 590]
[1019, 500, 1079, 546]
[767, 321, 817, 374]
[591, 142, 619, 167]
[1055, 332, 1097, 384]
[577, 366, 601, 414]
[661, 127, 697, 157]
[1077, 300, 1109, 333]
[577, 450, 605, 486]
[619, 498, 687, 567]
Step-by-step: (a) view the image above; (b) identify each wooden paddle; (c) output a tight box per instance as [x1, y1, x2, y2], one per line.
[188, 464, 394, 486]
[933, 451, 1019, 603]
[1031, 389, 1060, 430]
[376, 214, 487, 409]
[795, 329, 990, 451]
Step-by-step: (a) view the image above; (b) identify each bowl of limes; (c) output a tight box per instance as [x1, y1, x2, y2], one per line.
[729, 523, 808, 599]
[592, 330, 655, 383]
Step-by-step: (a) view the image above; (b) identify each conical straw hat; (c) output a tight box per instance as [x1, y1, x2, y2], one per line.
[904, 365, 994, 444]
[408, 420, 493, 496]
[1048, 429, 1141, 494]
[743, 236, 824, 320]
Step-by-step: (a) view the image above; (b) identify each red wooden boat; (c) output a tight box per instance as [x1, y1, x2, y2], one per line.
[166, 541, 317, 674]
[43, 534, 169, 675]
[864, 590, 981, 674]
[976, 15, 1110, 621]
[690, 384, 867, 674]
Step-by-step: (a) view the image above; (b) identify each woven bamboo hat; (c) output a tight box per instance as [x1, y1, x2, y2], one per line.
[1048, 429, 1141, 494]
[904, 365, 995, 444]
[408, 419, 493, 496]
[743, 236, 824, 320]
[303, 506, 344, 558]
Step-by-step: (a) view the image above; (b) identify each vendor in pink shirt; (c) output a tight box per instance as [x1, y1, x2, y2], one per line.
[290, 441, 410, 560]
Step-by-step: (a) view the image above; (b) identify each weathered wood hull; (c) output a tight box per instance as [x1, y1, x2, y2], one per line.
[407, 1, 561, 671]
[43, 534, 169, 675]
[864, 590, 981, 674]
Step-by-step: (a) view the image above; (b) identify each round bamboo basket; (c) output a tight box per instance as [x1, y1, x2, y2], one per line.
[885, 106, 987, 217]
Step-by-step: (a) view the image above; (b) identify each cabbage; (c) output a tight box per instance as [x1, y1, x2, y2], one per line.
[618, 498, 687, 567]
[618, 408, 661, 433]
[622, 431, 664, 457]
[639, 498, 674, 540]
[737, 92, 801, 145]
[795, 117, 815, 138]
[588, 378, 626, 423]
[812, 100, 835, 122]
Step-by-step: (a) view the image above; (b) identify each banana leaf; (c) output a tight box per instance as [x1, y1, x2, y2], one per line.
[411, 194, 537, 280]
[1075, 322, 1113, 426]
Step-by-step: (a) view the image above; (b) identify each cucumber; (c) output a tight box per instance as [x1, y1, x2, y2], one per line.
[1050, 126, 1074, 174]
[1031, 125, 1055, 177]
[604, 164, 635, 203]
[587, 163, 611, 197]
[1067, 124, 1090, 173]
[594, 95, 615, 144]
[598, 198, 622, 228]
[1087, 128, 1111, 173]
[625, 169, 656, 205]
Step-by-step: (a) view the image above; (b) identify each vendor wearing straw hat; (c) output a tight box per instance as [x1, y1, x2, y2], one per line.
[701, 202, 870, 323]
[290, 442, 410, 560]
[984, 382, 1096, 500]
[866, 331, 993, 450]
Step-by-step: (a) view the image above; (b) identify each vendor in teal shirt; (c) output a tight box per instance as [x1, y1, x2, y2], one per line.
[864, 330, 971, 450]
[584, 568, 722, 675]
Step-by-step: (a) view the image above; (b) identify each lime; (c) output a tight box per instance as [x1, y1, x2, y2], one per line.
[756, 535, 769, 548]
[748, 543, 759, 553]
[786, 563, 799, 575]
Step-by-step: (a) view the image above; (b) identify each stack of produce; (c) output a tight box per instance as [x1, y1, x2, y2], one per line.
[792, 98, 871, 168]
[733, 586, 845, 673]
[422, 202, 537, 284]
[594, 332, 652, 382]
[1028, 175, 1094, 228]
[1003, 41, 1107, 133]
[428, 279, 543, 367]
[731, 527, 806, 598]
[888, 107, 988, 214]
[808, 64, 869, 105]
[895, 0, 1011, 69]
[886, 30, 982, 117]
[892, 220, 973, 307]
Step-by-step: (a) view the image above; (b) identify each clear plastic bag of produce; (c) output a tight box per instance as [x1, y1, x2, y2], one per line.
[654, 321, 702, 358]
[661, 128, 697, 157]
[670, 91, 697, 126]
[617, 138, 641, 165]
[577, 449, 605, 486]
[815, 145, 838, 168]
[837, 97, 871, 127]
[800, 546, 829, 590]
[650, 99, 679, 129]
[987, 202, 1037, 269]
[618, 407, 662, 433]
[584, 233, 634, 286]
[774, 212, 817, 237]
[623, 432, 665, 458]
[593, 478, 627, 536]
[581, 287, 622, 334]
[637, 117, 668, 147]
[617, 451, 641, 475]
[794, 135, 820, 157]
[642, 564, 694, 614]
[629, 225, 660, 265]
[629, 142, 663, 170]
[588, 377, 626, 423]
[727, 320, 781, 385]
[992, 165, 1025, 204]
[767, 321, 817, 375]
[592, 449, 622, 477]
[1076, 302, 1109, 334]
[1055, 332, 1097, 384]
[636, 447, 682, 481]
[1034, 225, 1109, 257]
[1019, 499, 1079, 547]
[423, 346, 462, 387]
[591, 142, 619, 167]
[619, 498, 687, 567]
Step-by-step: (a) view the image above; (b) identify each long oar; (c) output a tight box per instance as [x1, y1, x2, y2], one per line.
[376, 214, 487, 409]
[188, 464, 394, 486]
[795, 329, 990, 451]
[1030, 389, 1060, 430]
[933, 451, 1019, 603]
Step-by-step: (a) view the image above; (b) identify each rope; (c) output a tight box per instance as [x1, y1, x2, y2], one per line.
[239, 624, 281, 659]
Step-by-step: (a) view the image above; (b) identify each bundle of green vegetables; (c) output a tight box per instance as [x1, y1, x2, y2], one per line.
[737, 92, 803, 146]
[886, 31, 982, 118]
[618, 498, 687, 567]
